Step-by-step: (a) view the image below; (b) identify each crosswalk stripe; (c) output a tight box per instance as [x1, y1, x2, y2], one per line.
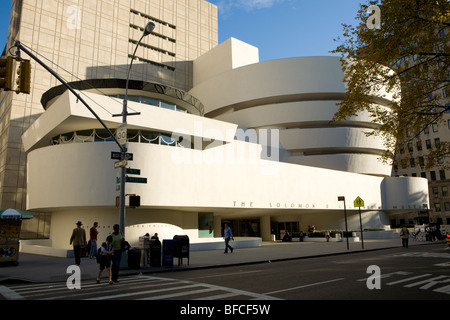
[138, 287, 218, 300]
[1, 274, 282, 300]
[386, 274, 432, 286]
[85, 283, 201, 300]
[0, 285, 25, 300]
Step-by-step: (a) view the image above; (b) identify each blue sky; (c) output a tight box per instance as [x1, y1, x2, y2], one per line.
[0, 0, 363, 61]
[208, 0, 363, 61]
[0, 1, 10, 52]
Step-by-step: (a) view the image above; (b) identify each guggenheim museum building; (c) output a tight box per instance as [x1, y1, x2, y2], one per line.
[4, 0, 428, 253]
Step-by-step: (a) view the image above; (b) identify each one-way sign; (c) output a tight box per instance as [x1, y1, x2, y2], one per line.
[111, 151, 133, 161]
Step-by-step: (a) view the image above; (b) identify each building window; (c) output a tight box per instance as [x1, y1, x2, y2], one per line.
[426, 139, 432, 149]
[419, 157, 425, 168]
[433, 187, 439, 197]
[52, 129, 187, 148]
[431, 171, 437, 181]
[410, 158, 415, 168]
[421, 172, 426, 178]
[416, 140, 422, 151]
[440, 170, 446, 180]
[110, 95, 187, 113]
[432, 123, 439, 132]
[198, 212, 214, 238]
[407, 142, 413, 153]
[442, 186, 448, 197]
[435, 203, 441, 212]
[435, 138, 440, 147]
[445, 202, 450, 211]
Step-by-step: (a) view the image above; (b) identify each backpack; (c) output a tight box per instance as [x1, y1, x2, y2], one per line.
[95, 245, 103, 263]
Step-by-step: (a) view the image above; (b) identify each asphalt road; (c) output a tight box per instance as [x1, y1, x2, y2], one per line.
[1, 243, 449, 305]
[160, 243, 450, 300]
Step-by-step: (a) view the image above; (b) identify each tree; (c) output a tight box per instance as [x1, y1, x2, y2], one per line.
[332, 0, 450, 169]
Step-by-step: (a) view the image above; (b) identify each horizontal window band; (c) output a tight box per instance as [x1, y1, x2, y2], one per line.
[129, 38, 176, 57]
[130, 9, 176, 29]
[289, 147, 385, 157]
[128, 55, 175, 71]
[254, 120, 380, 131]
[206, 92, 393, 118]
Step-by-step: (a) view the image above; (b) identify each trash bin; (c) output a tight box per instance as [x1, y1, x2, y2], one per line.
[173, 235, 189, 266]
[127, 248, 141, 269]
[149, 239, 161, 267]
[162, 239, 174, 267]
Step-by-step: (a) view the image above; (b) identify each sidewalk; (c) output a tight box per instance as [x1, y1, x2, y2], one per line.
[0, 238, 445, 284]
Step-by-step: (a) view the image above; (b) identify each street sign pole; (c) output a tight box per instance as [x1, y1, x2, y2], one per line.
[359, 206, 364, 249]
[353, 196, 365, 249]
[115, 22, 154, 236]
[338, 196, 349, 250]
[119, 103, 127, 236]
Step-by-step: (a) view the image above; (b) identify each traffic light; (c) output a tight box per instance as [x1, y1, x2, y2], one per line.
[15, 59, 31, 94]
[0, 56, 14, 91]
[129, 195, 140, 207]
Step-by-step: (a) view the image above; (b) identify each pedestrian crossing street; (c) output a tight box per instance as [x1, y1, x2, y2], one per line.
[0, 274, 282, 300]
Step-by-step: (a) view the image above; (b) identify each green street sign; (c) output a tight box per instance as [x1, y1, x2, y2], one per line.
[126, 168, 141, 175]
[126, 176, 147, 184]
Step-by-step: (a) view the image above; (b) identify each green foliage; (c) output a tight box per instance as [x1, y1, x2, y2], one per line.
[332, 0, 450, 168]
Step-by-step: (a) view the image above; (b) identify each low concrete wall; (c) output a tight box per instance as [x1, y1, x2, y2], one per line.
[19, 237, 262, 257]
[190, 237, 262, 251]
[302, 236, 360, 242]
[20, 240, 73, 258]
[355, 230, 399, 239]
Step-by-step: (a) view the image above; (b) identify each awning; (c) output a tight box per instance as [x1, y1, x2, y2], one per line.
[0, 208, 35, 220]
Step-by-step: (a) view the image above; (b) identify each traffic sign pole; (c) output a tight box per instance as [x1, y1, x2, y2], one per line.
[359, 206, 364, 249]
[354, 196, 365, 249]
[338, 196, 349, 250]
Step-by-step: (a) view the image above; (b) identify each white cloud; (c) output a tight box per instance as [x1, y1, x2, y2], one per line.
[215, 0, 285, 16]
[239, 0, 283, 10]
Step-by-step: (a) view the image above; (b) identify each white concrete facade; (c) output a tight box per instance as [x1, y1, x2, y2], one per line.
[190, 39, 394, 177]
[22, 51, 430, 250]
[17, 7, 430, 252]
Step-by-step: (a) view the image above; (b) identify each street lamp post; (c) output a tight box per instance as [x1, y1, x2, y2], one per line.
[118, 21, 155, 236]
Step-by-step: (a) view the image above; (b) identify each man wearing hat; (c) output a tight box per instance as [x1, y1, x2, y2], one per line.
[70, 221, 87, 265]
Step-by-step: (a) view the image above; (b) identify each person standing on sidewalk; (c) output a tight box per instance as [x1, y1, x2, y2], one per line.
[69, 221, 86, 265]
[223, 223, 234, 254]
[400, 225, 410, 248]
[97, 235, 114, 284]
[89, 222, 99, 259]
[110, 224, 124, 283]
